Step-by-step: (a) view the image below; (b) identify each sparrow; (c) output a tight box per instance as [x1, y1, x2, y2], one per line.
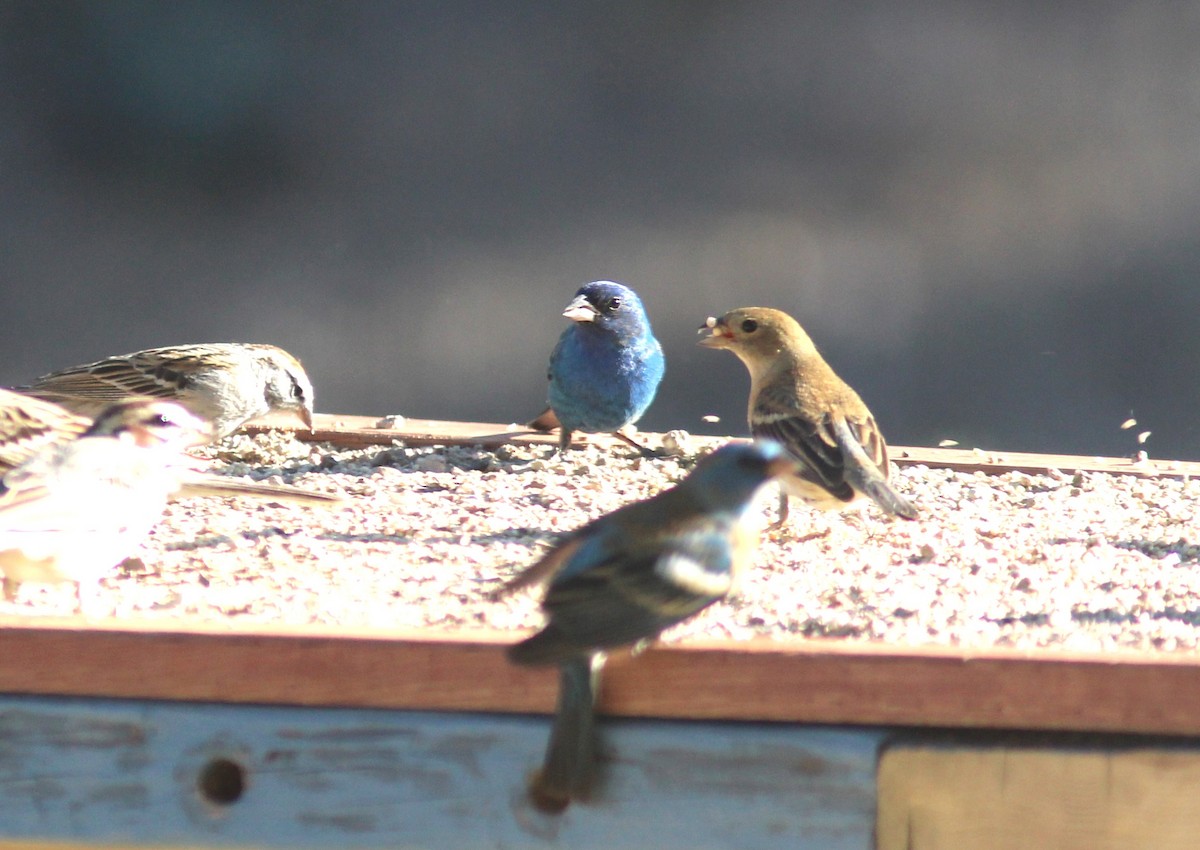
[528, 281, 665, 454]
[0, 388, 90, 475]
[698, 307, 917, 523]
[19, 343, 315, 440]
[0, 399, 213, 612]
[492, 440, 794, 812]
[0, 389, 340, 507]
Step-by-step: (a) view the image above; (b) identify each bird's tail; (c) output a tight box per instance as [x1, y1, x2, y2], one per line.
[830, 419, 918, 520]
[528, 654, 605, 813]
[526, 408, 560, 432]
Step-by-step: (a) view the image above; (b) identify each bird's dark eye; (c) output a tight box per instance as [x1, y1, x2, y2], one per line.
[607, 296, 622, 311]
[741, 319, 758, 333]
[291, 380, 305, 400]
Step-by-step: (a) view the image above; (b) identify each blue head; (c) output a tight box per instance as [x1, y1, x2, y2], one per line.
[684, 441, 795, 511]
[562, 281, 653, 344]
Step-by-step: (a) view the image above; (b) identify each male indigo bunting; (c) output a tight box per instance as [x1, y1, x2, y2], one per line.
[699, 307, 917, 523]
[492, 441, 795, 812]
[528, 281, 665, 454]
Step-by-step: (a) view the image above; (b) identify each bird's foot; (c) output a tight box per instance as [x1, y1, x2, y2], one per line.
[612, 430, 666, 458]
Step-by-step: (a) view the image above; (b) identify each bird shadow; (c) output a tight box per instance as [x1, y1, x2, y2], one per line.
[984, 536, 1200, 630]
[1112, 537, 1200, 563]
[311, 528, 561, 550]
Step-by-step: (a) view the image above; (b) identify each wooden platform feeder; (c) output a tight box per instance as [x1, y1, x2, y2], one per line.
[3, 416, 1200, 850]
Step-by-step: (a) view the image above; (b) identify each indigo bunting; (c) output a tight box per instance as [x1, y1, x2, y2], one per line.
[492, 440, 794, 811]
[699, 307, 917, 523]
[528, 281, 665, 454]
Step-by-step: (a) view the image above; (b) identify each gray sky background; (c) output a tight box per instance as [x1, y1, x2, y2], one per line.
[3, 4, 1200, 458]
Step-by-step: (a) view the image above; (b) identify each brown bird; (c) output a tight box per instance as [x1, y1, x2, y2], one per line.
[20, 343, 315, 440]
[698, 307, 916, 523]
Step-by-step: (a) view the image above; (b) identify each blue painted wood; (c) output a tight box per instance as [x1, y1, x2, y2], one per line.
[0, 696, 881, 848]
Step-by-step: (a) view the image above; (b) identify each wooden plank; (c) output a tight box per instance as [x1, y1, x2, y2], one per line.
[877, 744, 1200, 850]
[0, 695, 879, 849]
[2, 622, 1200, 736]
[246, 414, 1200, 479]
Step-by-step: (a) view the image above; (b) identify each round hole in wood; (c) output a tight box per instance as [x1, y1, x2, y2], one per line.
[198, 757, 246, 805]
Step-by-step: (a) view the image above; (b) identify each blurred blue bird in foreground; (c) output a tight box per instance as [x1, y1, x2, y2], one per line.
[528, 281, 665, 455]
[491, 441, 795, 812]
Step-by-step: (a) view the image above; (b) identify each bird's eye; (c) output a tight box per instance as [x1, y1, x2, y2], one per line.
[741, 319, 758, 333]
[607, 297, 622, 311]
[291, 381, 305, 400]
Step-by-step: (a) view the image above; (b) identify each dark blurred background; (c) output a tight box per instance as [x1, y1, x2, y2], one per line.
[3, 3, 1200, 458]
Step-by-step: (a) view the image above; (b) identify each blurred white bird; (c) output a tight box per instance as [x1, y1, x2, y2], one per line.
[0, 388, 340, 506]
[1, 400, 213, 613]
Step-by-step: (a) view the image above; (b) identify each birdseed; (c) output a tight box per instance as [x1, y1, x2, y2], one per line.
[6, 429, 1200, 655]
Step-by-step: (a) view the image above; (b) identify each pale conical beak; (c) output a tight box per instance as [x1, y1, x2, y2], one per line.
[562, 295, 599, 323]
[297, 405, 315, 431]
[697, 317, 731, 347]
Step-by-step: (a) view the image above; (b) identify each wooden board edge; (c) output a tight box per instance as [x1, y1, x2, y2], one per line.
[1, 622, 1198, 736]
[245, 415, 1200, 479]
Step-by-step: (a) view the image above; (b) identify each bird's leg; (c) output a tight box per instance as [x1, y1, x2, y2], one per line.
[556, 428, 574, 454]
[769, 489, 791, 529]
[75, 579, 106, 620]
[611, 430, 664, 458]
[1, 577, 17, 603]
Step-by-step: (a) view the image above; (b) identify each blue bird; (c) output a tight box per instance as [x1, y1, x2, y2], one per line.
[528, 281, 665, 454]
[491, 440, 795, 812]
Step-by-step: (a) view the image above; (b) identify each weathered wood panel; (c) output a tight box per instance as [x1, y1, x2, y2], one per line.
[0, 696, 879, 849]
[877, 741, 1200, 850]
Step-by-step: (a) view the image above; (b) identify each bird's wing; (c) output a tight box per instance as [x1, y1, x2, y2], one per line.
[537, 519, 734, 650]
[30, 346, 224, 403]
[545, 330, 571, 383]
[526, 327, 573, 430]
[488, 534, 584, 599]
[29, 359, 170, 402]
[827, 414, 917, 519]
[0, 395, 90, 474]
[751, 386, 853, 497]
[836, 410, 888, 469]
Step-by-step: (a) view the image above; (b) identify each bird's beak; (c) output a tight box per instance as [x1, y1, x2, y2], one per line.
[697, 316, 731, 347]
[297, 406, 315, 432]
[562, 295, 599, 323]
